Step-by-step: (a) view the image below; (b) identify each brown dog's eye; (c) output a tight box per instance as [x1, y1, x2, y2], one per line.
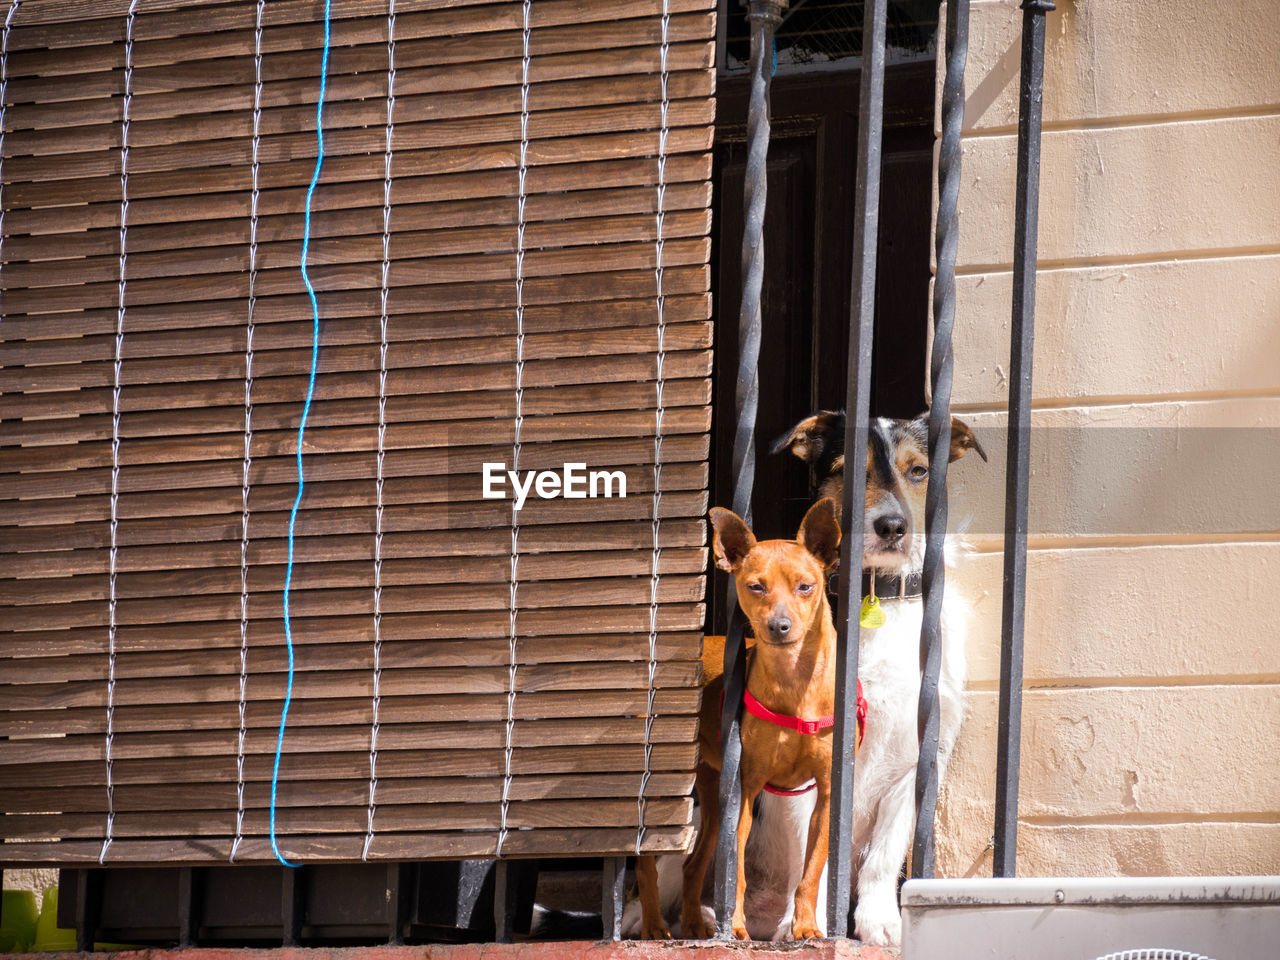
[747, 582, 766, 594]
[795, 583, 814, 596]
[909, 464, 928, 480]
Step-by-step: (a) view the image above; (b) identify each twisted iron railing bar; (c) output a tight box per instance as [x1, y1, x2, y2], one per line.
[994, 0, 1055, 878]
[713, 0, 783, 939]
[827, 0, 888, 934]
[911, 0, 970, 880]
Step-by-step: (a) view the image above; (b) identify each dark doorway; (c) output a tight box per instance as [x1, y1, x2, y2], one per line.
[708, 19, 937, 631]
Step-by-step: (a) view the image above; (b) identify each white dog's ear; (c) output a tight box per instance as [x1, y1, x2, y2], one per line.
[911, 413, 989, 464]
[798, 497, 841, 568]
[948, 416, 988, 463]
[770, 409, 844, 464]
[710, 507, 756, 573]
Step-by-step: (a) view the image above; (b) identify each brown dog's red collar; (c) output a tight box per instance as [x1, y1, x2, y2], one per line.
[718, 682, 868, 788]
[744, 687, 834, 734]
[740, 681, 867, 743]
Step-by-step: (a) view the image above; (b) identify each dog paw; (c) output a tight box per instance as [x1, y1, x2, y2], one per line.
[640, 920, 671, 940]
[854, 899, 901, 946]
[620, 899, 643, 939]
[732, 921, 751, 941]
[680, 908, 715, 941]
[791, 921, 823, 941]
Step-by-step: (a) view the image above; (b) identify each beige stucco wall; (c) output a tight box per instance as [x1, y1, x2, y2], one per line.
[932, 0, 1280, 878]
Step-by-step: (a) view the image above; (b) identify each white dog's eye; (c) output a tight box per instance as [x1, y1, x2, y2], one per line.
[908, 464, 928, 480]
[795, 582, 814, 596]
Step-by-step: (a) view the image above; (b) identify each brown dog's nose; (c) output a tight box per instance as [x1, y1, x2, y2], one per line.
[874, 514, 907, 543]
[766, 611, 792, 639]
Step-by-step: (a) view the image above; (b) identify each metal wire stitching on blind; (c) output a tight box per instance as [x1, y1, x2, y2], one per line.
[636, 0, 672, 856]
[101, 0, 140, 866]
[497, 0, 533, 859]
[232, 0, 266, 865]
[362, 0, 396, 863]
[0, 1, 19, 305]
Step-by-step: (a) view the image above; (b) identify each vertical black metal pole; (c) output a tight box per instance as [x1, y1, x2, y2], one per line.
[281, 865, 305, 945]
[492, 860, 517, 943]
[178, 867, 201, 947]
[911, 0, 969, 881]
[714, 0, 784, 939]
[994, 0, 1053, 879]
[826, 0, 887, 938]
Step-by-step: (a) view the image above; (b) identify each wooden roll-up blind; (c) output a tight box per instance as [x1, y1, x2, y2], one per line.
[0, 0, 715, 865]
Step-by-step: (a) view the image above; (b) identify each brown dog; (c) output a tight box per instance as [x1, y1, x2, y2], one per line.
[636, 497, 849, 940]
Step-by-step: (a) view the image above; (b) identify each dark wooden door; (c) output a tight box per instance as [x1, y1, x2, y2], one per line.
[709, 63, 935, 630]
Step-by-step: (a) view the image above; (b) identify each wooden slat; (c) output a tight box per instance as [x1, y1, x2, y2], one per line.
[0, 545, 708, 607]
[0, 824, 694, 865]
[0, 402, 709, 487]
[0, 181, 710, 265]
[1, 659, 703, 711]
[0, 453, 705, 536]
[3, 68, 713, 159]
[0, 325, 711, 402]
[0, 126, 713, 208]
[1, 99, 713, 188]
[1, 156, 710, 239]
[3, 41, 712, 131]
[1, 795, 694, 839]
[0, 630, 704, 683]
[0, 513, 705, 579]
[0, 770, 698, 814]
[0, 686, 703, 737]
[0, 574, 705, 633]
[5, 78, 712, 176]
[0, 209, 711, 290]
[0, 610, 706, 670]
[1, 380, 711, 451]
[0, 740, 700, 787]
[1, 506, 709, 577]
[7, 1, 714, 49]
[0, 714, 698, 765]
[0, 285, 710, 381]
[0, 423, 710, 500]
[6, 15, 713, 108]
[0, 236, 710, 315]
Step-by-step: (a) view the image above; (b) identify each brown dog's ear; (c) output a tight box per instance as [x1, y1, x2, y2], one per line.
[769, 409, 844, 464]
[797, 497, 841, 568]
[949, 417, 987, 463]
[710, 507, 757, 573]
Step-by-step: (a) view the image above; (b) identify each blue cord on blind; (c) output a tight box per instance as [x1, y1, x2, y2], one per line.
[271, 0, 332, 869]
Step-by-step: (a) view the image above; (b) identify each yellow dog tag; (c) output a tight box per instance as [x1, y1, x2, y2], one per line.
[860, 594, 886, 629]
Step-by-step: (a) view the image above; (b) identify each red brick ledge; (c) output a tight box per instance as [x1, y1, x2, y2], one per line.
[5, 942, 898, 960]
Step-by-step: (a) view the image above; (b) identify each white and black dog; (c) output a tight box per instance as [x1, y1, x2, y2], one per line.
[769, 410, 984, 945]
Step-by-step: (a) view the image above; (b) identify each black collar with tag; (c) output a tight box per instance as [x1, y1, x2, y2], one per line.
[824, 566, 924, 601]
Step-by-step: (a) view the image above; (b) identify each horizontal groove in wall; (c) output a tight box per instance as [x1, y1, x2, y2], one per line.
[967, 678, 1280, 693]
[952, 244, 1280, 279]
[960, 102, 1280, 140]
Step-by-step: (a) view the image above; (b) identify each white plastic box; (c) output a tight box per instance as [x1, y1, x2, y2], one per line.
[900, 876, 1280, 960]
